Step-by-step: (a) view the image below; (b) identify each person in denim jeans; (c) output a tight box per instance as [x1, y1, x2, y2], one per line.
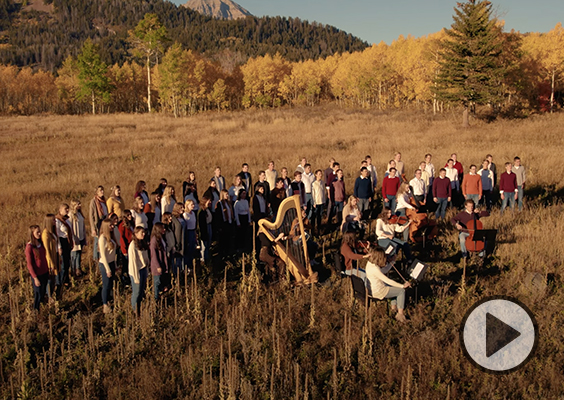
[128, 227, 149, 315]
[382, 168, 401, 213]
[512, 157, 526, 212]
[432, 168, 452, 220]
[500, 162, 518, 215]
[329, 169, 346, 226]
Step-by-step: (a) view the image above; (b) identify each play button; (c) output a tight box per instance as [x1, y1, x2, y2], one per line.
[460, 296, 538, 374]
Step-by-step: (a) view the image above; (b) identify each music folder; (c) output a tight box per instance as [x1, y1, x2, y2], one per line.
[408, 259, 428, 281]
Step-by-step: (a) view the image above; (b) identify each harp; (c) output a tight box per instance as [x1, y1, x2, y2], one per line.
[258, 194, 318, 285]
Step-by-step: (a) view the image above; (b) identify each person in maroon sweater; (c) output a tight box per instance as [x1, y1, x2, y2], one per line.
[382, 168, 401, 213]
[499, 162, 518, 215]
[452, 199, 490, 258]
[25, 225, 50, 311]
[329, 169, 346, 225]
[432, 168, 452, 220]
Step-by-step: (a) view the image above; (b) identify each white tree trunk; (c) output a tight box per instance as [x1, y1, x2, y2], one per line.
[146, 55, 152, 113]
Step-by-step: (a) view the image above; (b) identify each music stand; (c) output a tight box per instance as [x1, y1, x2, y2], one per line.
[471, 229, 498, 256]
[407, 259, 429, 304]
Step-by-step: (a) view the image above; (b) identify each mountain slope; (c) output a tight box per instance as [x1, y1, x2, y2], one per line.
[0, 0, 369, 71]
[183, 0, 252, 20]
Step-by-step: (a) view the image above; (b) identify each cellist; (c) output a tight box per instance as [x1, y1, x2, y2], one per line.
[451, 199, 489, 260]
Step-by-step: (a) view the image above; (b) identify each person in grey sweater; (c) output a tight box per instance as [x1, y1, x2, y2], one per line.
[512, 157, 526, 212]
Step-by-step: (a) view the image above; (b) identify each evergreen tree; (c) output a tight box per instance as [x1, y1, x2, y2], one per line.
[77, 39, 111, 115]
[434, 0, 505, 126]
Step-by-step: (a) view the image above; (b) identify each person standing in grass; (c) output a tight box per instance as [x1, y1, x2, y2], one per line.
[144, 191, 161, 232]
[234, 190, 252, 254]
[324, 158, 336, 191]
[216, 189, 234, 259]
[445, 159, 459, 207]
[486, 154, 497, 187]
[270, 178, 286, 217]
[365, 155, 378, 194]
[478, 160, 494, 211]
[41, 214, 59, 298]
[198, 196, 213, 262]
[211, 167, 226, 192]
[150, 222, 169, 301]
[385, 160, 396, 178]
[89, 185, 108, 261]
[203, 179, 220, 214]
[280, 167, 292, 197]
[183, 182, 199, 213]
[161, 185, 177, 216]
[26, 225, 50, 311]
[128, 226, 149, 315]
[393, 152, 405, 180]
[354, 167, 373, 218]
[252, 183, 269, 223]
[500, 162, 518, 215]
[69, 200, 86, 277]
[462, 164, 482, 206]
[182, 200, 197, 272]
[183, 172, 199, 205]
[512, 157, 526, 212]
[329, 168, 346, 226]
[254, 171, 271, 203]
[302, 164, 315, 220]
[265, 161, 278, 191]
[433, 168, 451, 220]
[55, 203, 73, 290]
[296, 157, 307, 174]
[118, 210, 135, 280]
[131, 196, 148, 230]
[237, 163, 253, 196]
[409, 169, 427, 210]
[290, 171, 306, 209]
[424, 154, 435, 188]
[311, 169, 326, 234]
[229, 175, 245, 203]
[98, 219, 117, 314]
[106, 185, 125, 218]
[365, 248, 411, 323]
[170, 203, 185, 274]
[155, 178, 167, 197]
[134, 181, 149, 205]
[382, 168, 400, 213]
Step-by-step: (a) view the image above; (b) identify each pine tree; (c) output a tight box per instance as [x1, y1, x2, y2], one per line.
[434, 0, 505, 126]
[77, 39, 112, 114]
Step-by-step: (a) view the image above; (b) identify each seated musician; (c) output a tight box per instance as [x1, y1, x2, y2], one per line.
[258, 231, 286, 281]
[340, 231, 369, 274]
[365, 248, 411, 323]
[395, 183, 416, 242]
[289, 210, 318, 265]
[451, 199, 490, 259]
[375, 208, 413, 263]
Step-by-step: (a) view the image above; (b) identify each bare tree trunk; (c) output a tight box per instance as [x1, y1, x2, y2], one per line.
[146, 55, 152, 113]
[550, 70, 555, 114]
[91, 91, 95, 115]
[462, 105, 469, 127]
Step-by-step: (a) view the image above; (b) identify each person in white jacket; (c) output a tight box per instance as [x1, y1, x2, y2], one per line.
[365, 248, 411, 323]
[128, 226, 149, 314]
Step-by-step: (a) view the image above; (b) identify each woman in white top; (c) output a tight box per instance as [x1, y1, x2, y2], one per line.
[395, 182, 416, 240]
[182, 199, 198, 271]
[375, 208, 413, 262]
[341, 195, 362, 234]
[69, 200, 86, 277]
[55, 203, 73, 288]
[130, 196, 148, 229]
[98, 219, 117, 313]
[128, 226, 149, 314]
[161, 185, 177, 216]
[234, 190, 252, 253]
[365, 248, 411, 323]
[311, 169, 326, 233]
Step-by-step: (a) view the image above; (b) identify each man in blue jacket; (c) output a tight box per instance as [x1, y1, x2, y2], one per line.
[354, 167, 373, 218]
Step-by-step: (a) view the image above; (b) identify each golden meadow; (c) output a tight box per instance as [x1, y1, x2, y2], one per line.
[1, 107, 564, 398]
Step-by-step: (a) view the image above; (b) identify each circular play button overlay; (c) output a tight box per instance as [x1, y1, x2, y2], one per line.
[460, 296, 538, 374]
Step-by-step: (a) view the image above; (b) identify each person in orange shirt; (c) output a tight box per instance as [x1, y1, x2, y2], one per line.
[461, 164, 482, 206]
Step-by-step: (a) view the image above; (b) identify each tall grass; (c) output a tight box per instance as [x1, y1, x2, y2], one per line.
[1, 106, 563, 398]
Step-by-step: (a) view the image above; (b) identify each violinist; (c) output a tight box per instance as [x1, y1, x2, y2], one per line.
[375, 208, 413, 262]
[340, 232, 369, 274]
[451, 199, 489, 259]
[395, 183, 416, 241]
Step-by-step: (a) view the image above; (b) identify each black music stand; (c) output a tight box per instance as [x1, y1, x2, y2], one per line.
[471, 229, 498, 256]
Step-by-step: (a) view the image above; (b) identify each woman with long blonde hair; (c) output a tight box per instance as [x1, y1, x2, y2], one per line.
[98, 219, 117, 313]
[130, 196, 148, 230]
[41, 214, 59, 297]
[341, 195, 362, 234]
[107, 185, 125, 218]
[69, 200, 86, 277]
[161, 185, 177, 215]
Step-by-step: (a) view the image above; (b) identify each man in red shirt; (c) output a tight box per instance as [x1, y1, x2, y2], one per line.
[499, 162, 518, 215]
[382, 168, 401, 213]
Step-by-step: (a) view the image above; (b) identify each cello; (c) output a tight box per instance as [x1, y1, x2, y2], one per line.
[464, 213, 485, 253]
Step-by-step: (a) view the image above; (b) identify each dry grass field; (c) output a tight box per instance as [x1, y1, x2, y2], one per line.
[1, 105, 564, 399]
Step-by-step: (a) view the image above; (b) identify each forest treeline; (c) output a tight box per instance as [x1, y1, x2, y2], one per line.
[0, 0, 368, 71]
[0, 22, 562, 116]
